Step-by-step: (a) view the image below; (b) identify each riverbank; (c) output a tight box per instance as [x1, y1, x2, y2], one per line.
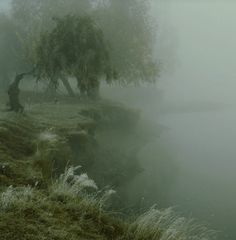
[0, 92, 215, 240]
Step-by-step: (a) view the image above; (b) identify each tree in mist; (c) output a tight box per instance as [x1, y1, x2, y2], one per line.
[34, 15, 115, 98]
[95, 0, 158, 84]
[11, 0, 158, 85]
[2, 0, 158, 95]
[0, 0, 95, 96]
[9, 0, 94, 72]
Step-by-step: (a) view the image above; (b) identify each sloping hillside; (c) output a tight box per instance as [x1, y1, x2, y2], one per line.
[0, 95, 215, 240]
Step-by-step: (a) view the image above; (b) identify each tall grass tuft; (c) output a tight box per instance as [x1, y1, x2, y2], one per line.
[0, 185, 33, 212]
[123, 206, 216, 240]
[50, 166, 98, 198]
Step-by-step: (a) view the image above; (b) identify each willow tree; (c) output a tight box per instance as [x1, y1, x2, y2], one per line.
[9, 0, 94, 73]
[7, 0, 158, 93]
[35, 15, 115, 98]
[95, 0, 158, 84]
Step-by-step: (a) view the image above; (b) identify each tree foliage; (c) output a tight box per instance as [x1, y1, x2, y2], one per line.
[9, 0, 94, 71]
[95, 0, 158, 84]
[0, 0, 159, 93]
[35, 15, 114, 97]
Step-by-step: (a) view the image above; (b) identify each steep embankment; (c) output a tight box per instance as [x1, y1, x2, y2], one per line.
[0, 98, 215, 240]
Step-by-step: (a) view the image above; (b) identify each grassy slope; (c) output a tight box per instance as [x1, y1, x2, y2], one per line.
[0, 100, 127, 240]
[0, 93, 215, 240]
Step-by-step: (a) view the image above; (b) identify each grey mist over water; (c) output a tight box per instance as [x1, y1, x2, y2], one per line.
[1, 0, 236, 239]
[154, 1, 236, 240]
[104, 1, 236, 239]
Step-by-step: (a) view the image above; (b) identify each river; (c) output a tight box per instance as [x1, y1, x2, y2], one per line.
[157, 106, 236, 240]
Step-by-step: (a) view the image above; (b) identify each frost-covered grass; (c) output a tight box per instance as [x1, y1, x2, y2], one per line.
[50, 166, 98, 198]
[0, 185, 33, 211]
[0, 165, 125, 240]
[0, 168, 216, 240]
[122, 206, 216, 240]
[0, 98, 216, 240]
[49, 166, 216, 240]
[38, 131, 59, 142]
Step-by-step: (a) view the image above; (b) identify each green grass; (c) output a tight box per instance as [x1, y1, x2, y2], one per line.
[0, 98, 216, 240]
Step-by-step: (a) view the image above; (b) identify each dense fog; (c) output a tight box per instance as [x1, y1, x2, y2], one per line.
[1, 1, 236, 240]
[155, 3, 236, 240]
[104, 1, 236, 240]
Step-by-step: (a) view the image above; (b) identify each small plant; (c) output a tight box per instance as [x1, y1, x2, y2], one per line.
[50, 166, 98, 198]
[123, 206, 216, 240]
[0, 185, 33, 211]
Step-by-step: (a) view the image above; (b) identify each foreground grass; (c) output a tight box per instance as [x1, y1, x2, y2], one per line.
[0, 186, 124, 240]
[0, 102, 216, 240]
[0, 174, 215, 240]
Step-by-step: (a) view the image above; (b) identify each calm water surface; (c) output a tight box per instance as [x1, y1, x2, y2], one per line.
[158, 107, 236, 240]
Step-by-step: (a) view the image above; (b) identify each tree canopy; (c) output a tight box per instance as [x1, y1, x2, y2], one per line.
[95, 0, 158, 84]
[35, 15, 115, 98]
[0, 0, 159, 94]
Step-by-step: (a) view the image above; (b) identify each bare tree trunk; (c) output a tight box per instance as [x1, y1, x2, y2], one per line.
[60, 75, 75, 97]
[87, 77, 100, 100]
[7, 73, 24, 113]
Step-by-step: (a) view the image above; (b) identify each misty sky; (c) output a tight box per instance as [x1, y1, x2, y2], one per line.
[0, 0, 10, 12]
[153, 2, 236, 238]
[154, 0, 236, 105]
[1, 0, 236, 105]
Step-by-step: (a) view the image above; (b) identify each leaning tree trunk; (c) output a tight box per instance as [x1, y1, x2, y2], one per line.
[60, 75, 75, 97]
[7, 73, 24, 113]
[87, 77, 100, 100]
[76, 76, 87, 98]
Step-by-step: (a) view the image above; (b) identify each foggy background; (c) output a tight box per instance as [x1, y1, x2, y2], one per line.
[150, 1, 236, 240]
[1, 0, 236, 239]
[0, 0, 10, 12]
[104, 1, 236, 240]
[155, 0, 236, 105]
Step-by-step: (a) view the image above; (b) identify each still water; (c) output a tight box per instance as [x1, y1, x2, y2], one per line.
[158, 107, 236, 240]
[101, 86, 236, 239]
